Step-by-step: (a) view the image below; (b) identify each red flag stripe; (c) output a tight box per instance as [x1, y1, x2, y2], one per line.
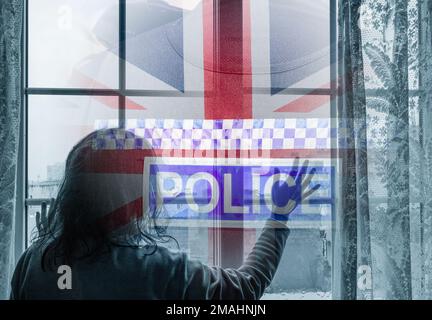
[83, 148, 336, 174]
[203, 0, 252, 119]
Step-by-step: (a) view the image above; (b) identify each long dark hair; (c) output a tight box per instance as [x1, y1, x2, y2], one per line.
[34, 128, 177, 270]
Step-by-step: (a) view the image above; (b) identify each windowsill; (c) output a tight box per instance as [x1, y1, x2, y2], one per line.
[261, 291, 331, 300]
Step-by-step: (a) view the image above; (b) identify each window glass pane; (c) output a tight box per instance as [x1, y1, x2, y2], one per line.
[125, 0, 330, 91]
[252, 0, 330, 91]
[125, 95, 204, 119]
[27, 95, 118, 198]
[125, 106, 333, 299]
[125, 0, 195, 91]
[26, 0, 334, 300]
[28, 0, 119, 89]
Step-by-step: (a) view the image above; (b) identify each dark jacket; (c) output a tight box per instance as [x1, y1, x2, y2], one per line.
[10, 219, 289, 300]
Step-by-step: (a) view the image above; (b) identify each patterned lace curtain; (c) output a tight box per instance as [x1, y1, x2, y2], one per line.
[0, 1, 24, 299]
[335, 0, 372, 300]
[337, 0, 432, 299]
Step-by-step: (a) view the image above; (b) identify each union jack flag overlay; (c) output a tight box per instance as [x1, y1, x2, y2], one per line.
[69, 0, 336, 263]
[73, 0, 332, 118]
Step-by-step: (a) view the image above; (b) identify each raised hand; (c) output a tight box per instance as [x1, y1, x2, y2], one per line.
[270, 158, 321, 221]
[35, 198, 55, 235]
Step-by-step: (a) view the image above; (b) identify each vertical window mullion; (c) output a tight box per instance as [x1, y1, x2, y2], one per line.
[22, 0, 29, 250]
[119, 0, 126, 128]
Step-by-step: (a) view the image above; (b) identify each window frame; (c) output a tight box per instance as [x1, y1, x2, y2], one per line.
[18, 0, 341, 295]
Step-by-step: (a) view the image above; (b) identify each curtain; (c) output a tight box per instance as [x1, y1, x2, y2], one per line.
[0, 0, 24, 299]
[335, 0, 372, 300]
[418, 0, 432, 299]
[337, 0, 432, 299]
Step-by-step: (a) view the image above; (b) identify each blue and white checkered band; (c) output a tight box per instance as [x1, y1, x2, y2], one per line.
[94, 118, 339, 150]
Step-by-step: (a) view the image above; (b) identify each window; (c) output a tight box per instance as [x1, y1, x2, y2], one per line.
[24, 0, 337, 299]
